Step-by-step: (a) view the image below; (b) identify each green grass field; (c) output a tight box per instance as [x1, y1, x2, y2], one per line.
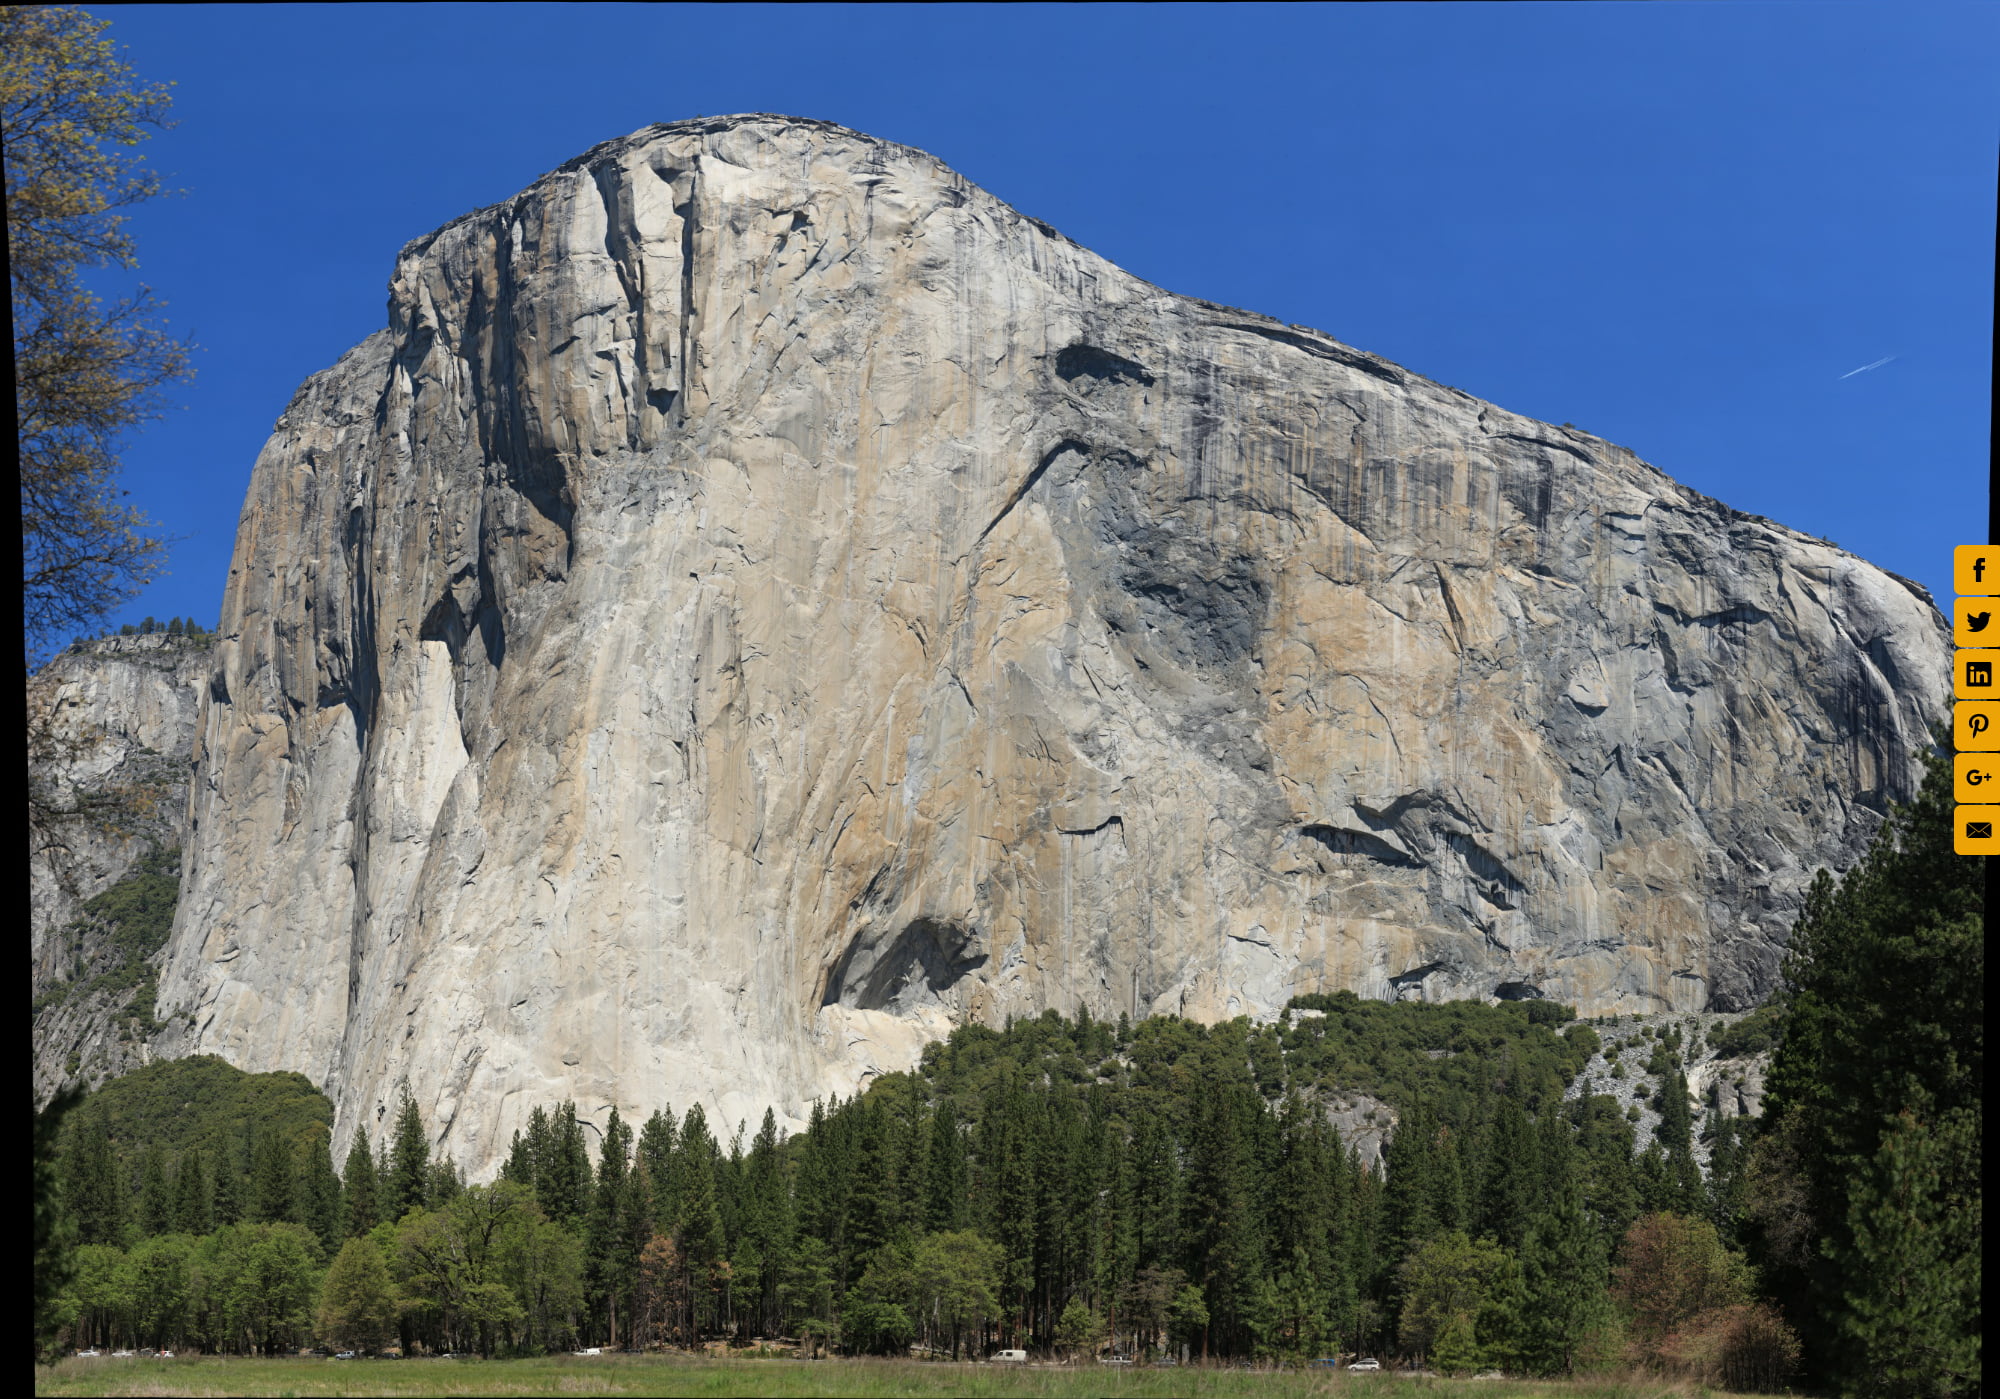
[32, 1353, 1758, 1399]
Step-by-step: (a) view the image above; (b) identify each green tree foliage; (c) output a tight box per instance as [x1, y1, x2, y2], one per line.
[342, 1133, 379, 1238]
[62, 1109, 126, 1246]
[170, 1149, 211, 1234]
[317, 1234, 398, 1352]
[136, 1141, 172, 1237]
[4, 3, 193, 665]
[392, 1184, 535, 1357]
[248, 1120, 299, 1224]
[386, 1089, 431, 1223]
[56, 1054, 332, 1213]
[1755, 736, 1982, 1394]
[47, 988, 1888, 1369]
[1396, 1231, 1515, 1374]
[1837, 1109, 1981, 1395]
[1612, 1211, 1753, 1359]
[34, 1085, 85, 1358]
[1055, 1296, 1106, 1358]
[910, 1228, 1002, 1358]
[1710, 1003, 1783, 1059]
[1517, 1173, 1614, 1376]
[297, 1126, 343, 1251]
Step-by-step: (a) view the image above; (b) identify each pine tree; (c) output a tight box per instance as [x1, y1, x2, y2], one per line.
[1383, 1103, 1442, 1260]
[298, 1128, 342, 1251]
[500, 1128, 534, 1188]
[1182, 1074, 1267, 1354]
[636, 1108, 677, 1236]
[586, 1107, 633, 1345]
[741, 1109, 793, 1336]
[341, 1134, 378, 1238]
[677, 1106, 726, 1332]
[1837, 1109, 1980, 1397]
[425, 1155, 462, 1208]
[34, 1087, 85, 1359]
[1477, 1100, 1541, 1252]
[249, 1121, 299, 1224]
[1517, 1173, 1612, 1375]
[1757, 735, 1982, 1391]
[1652, 1065, 1704, 1216]
[212, 1140, 243, 1225]
[64, 1113, 126, 1246]
[386, 1089, 430, 1222]
[171, 1149, 212, 1234]
[621, 1153, 659, 1340]
[138, 1142, 173, 1237]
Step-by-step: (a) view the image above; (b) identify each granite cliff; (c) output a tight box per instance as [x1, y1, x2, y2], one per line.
[127, 115, 1944, 1173]
[31, 632, 211, 1098]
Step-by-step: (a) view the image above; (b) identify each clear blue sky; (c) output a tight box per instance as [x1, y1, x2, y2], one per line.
[76, 2, 1996, 641]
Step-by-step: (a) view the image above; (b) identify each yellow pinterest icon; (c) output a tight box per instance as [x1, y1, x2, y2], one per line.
[1958, 701, 2000, 751]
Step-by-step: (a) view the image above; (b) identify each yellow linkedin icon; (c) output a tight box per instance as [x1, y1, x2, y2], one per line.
[1957, 651, 2000, 699]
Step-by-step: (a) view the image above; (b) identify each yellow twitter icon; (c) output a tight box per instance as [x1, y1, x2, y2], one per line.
[1955, 597, 1996, 646]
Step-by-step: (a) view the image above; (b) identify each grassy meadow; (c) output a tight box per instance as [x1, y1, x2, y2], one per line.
[33, 1352, 1766, 1399]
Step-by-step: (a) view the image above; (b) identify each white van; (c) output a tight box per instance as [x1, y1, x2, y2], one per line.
[993, 1348, 1027, 1363]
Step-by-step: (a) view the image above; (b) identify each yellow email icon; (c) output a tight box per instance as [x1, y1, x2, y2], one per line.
[1955, 807, 2000, 855]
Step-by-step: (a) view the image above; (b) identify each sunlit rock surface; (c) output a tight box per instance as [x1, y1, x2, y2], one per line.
[146, 115, 1948, 1174]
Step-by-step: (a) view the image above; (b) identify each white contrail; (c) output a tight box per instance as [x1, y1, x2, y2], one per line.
[1837, 355, 1896, 379]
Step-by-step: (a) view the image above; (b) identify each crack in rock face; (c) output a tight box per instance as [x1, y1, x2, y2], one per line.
[133, 114, 1947, 1176]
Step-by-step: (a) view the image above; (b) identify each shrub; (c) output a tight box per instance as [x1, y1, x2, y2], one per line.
[1708, 1003, 1783, 1059]
[1657, 1303, 1800, 1392]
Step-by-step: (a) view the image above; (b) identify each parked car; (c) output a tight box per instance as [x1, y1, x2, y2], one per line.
[332, 1352, 357, 1361]
[992, 1348, 1028, 1363]
[1348, 1357, 1382, 1371]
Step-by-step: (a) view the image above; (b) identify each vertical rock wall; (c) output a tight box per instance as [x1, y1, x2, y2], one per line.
[145, 116, 1948, 1175]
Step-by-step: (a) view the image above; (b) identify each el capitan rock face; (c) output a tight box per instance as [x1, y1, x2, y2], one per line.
[146, 115, 1948, 1174]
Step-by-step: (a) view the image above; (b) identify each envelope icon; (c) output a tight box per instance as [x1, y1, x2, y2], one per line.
[1968, 822, 1994, 840]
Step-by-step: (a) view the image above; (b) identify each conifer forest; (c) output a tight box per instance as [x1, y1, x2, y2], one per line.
[36, 741, 1981, 1397]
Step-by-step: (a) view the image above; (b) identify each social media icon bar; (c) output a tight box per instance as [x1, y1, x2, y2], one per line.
[1955, 547, 1996, 855]
[1958, 701, 2000, 752]
[1956, 597, 1997, 645]
[1957, 545, 1999, 596]
[1956, 651, 1998, 699]
[1955, 806, 2000, 855]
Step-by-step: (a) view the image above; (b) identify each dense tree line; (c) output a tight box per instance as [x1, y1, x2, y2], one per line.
[46, 1000, 1777, 1378]
[40, 744, 1977, 1391]
[1746, 733, 1982, 1397]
